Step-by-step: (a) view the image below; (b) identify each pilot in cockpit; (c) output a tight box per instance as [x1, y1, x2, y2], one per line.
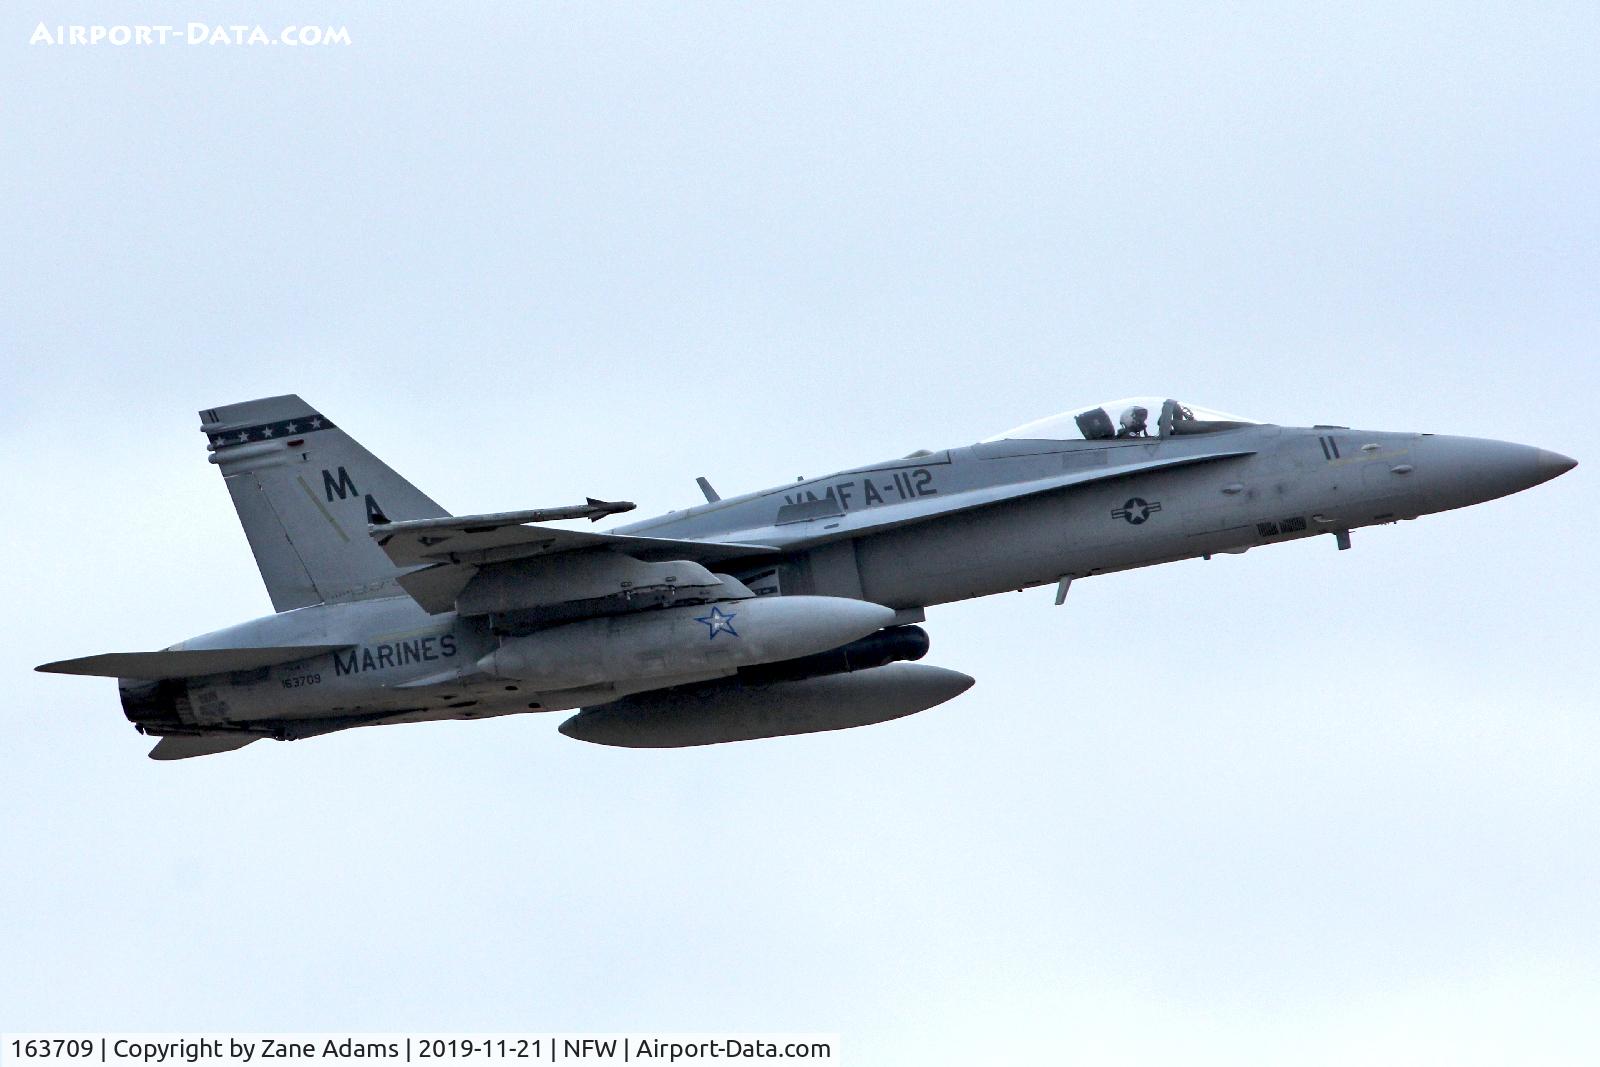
[1116, 405, 1150, 438]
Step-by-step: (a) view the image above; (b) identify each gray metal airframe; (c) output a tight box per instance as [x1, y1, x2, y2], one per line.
[37, 394, 1577, 758]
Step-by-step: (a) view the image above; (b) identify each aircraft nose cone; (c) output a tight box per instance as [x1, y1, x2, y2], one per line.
[1420, 436, 1575, 514]
[1536, 449, 1578, 484]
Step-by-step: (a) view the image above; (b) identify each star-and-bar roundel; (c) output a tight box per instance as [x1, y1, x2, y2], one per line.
[1112, 497, 1163, 525]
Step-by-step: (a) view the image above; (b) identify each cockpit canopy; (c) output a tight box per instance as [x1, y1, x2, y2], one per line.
[984, 397, 1260, 442]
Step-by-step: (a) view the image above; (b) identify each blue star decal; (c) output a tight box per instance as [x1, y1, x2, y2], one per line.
[695, 605, 739, 640]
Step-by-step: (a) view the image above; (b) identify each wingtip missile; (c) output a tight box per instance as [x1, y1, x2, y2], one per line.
[373, 498, 637, 535]
[584, 497, 636, 521]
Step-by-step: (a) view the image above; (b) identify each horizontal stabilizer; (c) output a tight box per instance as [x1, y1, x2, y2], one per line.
[36, 645, 349, 679]
[149, 734, 262, 760]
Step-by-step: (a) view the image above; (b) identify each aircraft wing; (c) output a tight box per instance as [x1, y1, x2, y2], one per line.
[372, 513, 777, 568]
[36, 645, 349, 679]
[373, 512, 779, 615]
[731, 449, 1258, 548]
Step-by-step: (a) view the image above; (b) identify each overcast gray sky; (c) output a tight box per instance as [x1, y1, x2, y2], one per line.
[3, 3, 1597, 1063]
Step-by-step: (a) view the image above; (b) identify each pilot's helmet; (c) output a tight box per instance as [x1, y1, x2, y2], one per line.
[1119, 405, 1149, 434]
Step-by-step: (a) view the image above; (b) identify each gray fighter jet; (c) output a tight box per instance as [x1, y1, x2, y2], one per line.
[38, 394, 1576, 759]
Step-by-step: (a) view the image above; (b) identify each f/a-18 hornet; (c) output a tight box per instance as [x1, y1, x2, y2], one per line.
[40, 394, 1576, 759]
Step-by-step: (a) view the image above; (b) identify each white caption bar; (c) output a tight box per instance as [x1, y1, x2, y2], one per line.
[3, 1035, 838, 1066]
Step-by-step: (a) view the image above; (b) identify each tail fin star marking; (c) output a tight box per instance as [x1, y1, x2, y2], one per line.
[207, 415, 335, 447]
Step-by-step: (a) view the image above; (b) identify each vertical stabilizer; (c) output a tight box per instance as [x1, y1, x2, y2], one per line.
[200, 396, 448, 611]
